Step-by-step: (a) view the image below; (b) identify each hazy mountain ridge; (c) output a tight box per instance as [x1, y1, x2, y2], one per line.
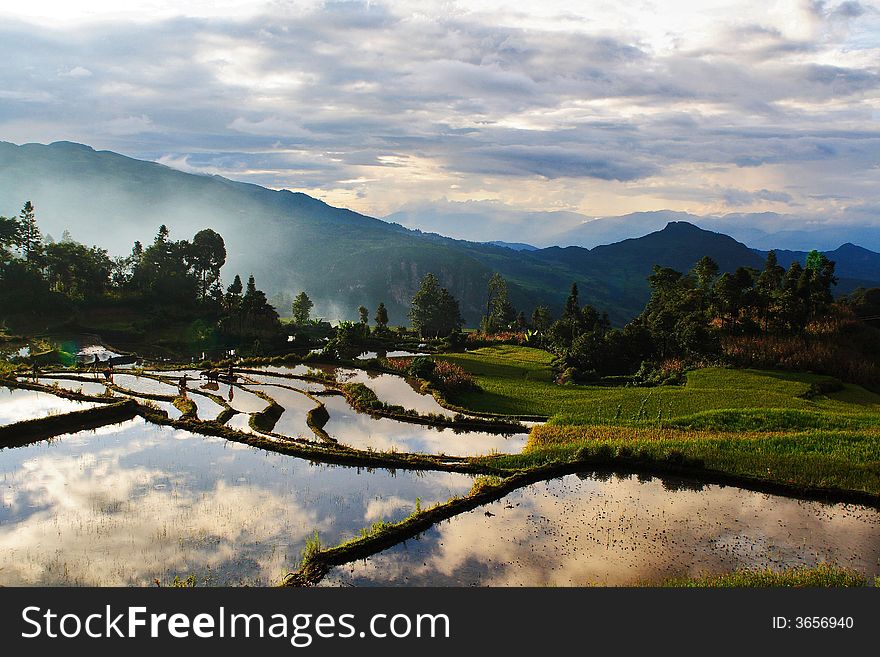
[387, 202, 880, 252]
[2, 141, 878, 326]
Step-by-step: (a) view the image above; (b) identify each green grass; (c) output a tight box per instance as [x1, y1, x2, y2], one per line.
[445, 346, 880, 495]
[661, 564, 869, 588]
[441, 346, 880, 430]
[479, 424, 880, 495]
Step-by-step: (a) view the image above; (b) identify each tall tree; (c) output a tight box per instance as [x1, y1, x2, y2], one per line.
[756, 251, 785, 330]
[291, 291, 314, 325]
[531, 305, 553, 331]
[0, 215, 21, 259]
[483, 272, 516, 333]
[374, 302, 389, 330]
[44, 240, 112, 299]
[564, 282, 580, 320]
[691, 256, 718, 295]
[17, 201, 42, 266]
[189, 229, 227, 301]
[228, 274, 243, 296]
[358, 305, 369, 325]
[409, 273, 463, 338]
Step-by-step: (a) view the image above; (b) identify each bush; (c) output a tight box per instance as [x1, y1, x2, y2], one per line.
[408, 355, 436, 379]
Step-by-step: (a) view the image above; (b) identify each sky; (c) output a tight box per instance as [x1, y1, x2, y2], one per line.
[1, 0, 878, 236]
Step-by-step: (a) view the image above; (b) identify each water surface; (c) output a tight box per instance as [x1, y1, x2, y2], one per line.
[322, 396, 527, 456]
[0, 419, 475, 586]
[324, 472, 880, 586]
[0, 387, 99, 425]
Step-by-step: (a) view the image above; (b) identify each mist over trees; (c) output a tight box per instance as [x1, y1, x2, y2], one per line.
[0, 200, 278, 346]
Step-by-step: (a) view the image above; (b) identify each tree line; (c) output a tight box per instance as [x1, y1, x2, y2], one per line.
[535, 250, 841, 381]
[0, 201, 279, 341]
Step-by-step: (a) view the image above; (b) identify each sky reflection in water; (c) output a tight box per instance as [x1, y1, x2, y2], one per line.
[0, 386, 98, 425]
[325, 473, 880, 586]
[0, 419, 474, 586]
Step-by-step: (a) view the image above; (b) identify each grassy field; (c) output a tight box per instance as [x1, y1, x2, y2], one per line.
[442, 346, 880, 495]
[441, 346, 880, 430]
[661, 564, 871, 588]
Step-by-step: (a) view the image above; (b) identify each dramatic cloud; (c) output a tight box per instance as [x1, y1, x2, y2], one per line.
[0, 1, 878, 235]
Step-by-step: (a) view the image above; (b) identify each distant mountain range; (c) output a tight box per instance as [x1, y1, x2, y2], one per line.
[387, 202, 880, 252]
[2, 141, 879, 326]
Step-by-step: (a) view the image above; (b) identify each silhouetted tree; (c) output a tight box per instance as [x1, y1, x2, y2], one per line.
[374, 302, 389, 330]
[190, 229, 227, 302]
[409, 273, 463, 338]
[531, 305, 553, 331]
[17, 201, 42, 267]
[291, 291, 314, 325]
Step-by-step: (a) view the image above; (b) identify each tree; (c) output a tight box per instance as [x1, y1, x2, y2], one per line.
[227, 274, 280, 338]
[564, 282, 580, 320]
[803, 250, 837, 321]
[358, 305, 369, 325]
[713, 267, 755, 333]
[409, 273, 463, 338]
[483, 273, 517, 333]
[44, 240, 112, 299]
[17, 201, 42, 266]
[756, 251, 785, 330]
[291, 291, 314, 325]
[132, 225, 198, 306]
[531, 305, 553, 331]
[375, 302, 389, 330]
[0, 215, 21, 257]
[189, 229, 226, 301]
[692, 255, 719, 292]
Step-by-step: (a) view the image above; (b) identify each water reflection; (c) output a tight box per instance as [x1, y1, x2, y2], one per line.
[248, 364, 456, 417]
[356, 351, 427, 360]
[187, 393, 225, 421]
[0, 419, 475, 586]
[112, 374, 179, 397]
[247, 384, 317, 439]
[27, 377, 110, 396]
[324, 473, 880, 586]
[322, 396, 527, 456]
[0, 386, 98, 425]
[332, 368, 457, 417]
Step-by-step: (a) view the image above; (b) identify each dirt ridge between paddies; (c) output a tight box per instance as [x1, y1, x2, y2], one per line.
[0, 399, 140, 447]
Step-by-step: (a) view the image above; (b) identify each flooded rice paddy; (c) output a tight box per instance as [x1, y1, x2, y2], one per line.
[0, 386, 99, 425]
[0, 418, 475, 586]
[324, 473, 880, 586]
[3, 362, 879, 588]
[248, 364, 456, 417]
[29, 377, 110, 396]
[322, 395, 527, 456]
[112, 374, 179, 397]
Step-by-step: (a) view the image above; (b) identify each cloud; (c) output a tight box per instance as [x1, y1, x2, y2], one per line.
[0, 1, 876, 229]
[721, 188, 795, 207]
[62, 66, 93, 78]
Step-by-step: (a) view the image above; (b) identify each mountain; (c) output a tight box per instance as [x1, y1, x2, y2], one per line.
[388, 200, 880, 252]
[521, 222, 767, 320]
[0, 141, 495, 324]
[484, 241, 538, 251]
[2, 141, 878, 326]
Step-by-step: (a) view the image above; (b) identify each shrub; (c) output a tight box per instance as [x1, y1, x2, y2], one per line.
[408, 355, 436, 380]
